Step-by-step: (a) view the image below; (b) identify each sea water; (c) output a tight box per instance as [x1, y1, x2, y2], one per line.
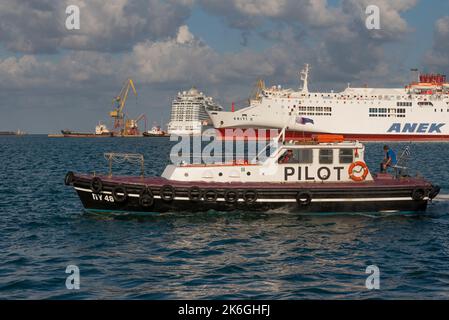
[1, 135, 449, 299]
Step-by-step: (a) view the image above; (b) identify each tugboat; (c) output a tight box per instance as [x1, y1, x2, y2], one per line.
[65, 132, 440, 214]
[142, 125, 169, 137]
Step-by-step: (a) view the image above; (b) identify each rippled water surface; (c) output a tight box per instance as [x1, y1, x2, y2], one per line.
[1, 136, 449, 299]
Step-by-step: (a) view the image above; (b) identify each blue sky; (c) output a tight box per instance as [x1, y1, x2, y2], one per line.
[187, 5, 275, 53]
[401, 0, 449, 67]
[188, 1, 449, 64]
[1, 0, 449, 133]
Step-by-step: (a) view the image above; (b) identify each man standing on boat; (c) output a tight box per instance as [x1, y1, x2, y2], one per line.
[381, 145, 397, 173]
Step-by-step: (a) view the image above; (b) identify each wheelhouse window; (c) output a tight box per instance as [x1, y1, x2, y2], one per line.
[278, 149, 313, 164]
[278, 149, 296, 164]
[339, 149, 353, 164]
[319, 149, 333, 164]
[297, 149, 313, 164]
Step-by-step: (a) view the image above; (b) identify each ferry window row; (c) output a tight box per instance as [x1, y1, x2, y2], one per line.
[294, 106, 332, 112]
[369, 114, 406, 118]
[369, 108, 406, 118]
[369, 108, 405, 113]
[397, 102, 412, 107]
[418, 102, 434, 106]
[290, 106, 332, 117]
[278, 149, 353, 164]
[294, 112, 332, 116]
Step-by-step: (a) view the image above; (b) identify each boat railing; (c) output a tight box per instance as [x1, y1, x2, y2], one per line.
[182, 153, 260, 165]
[104, 153, 144, 177]
[392, 146, 411, 178]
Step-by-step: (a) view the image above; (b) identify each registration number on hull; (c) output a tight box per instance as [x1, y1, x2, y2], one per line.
[92, 193, 115, 202]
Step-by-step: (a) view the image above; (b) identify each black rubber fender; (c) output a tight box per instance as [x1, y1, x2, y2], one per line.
[64, 171, 74, 186]
[429, 185, 441, 200]
[204, 189, 218, 202]
[243, 190, 258, 204]
[296, 191, 312, 206]
[224, 190, 239, 203]
[411, 188, 426, 201]
[160, 185, 175, 202]
[139, 187, 154, 208]
[188, 186, 202, 202]
[90, 177, 103, 193]
[112, 185, 128, 203]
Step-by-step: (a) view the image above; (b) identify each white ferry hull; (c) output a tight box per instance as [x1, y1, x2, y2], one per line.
[210, 114, 449, 141]
[208, 65, 449, 141]
[209, 97, 449, 141]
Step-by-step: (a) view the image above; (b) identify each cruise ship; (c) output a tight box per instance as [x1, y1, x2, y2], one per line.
[207, 64, 449, 141]
[167, 87, 223, 135]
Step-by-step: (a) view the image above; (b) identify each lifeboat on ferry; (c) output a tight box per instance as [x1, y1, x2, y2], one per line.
[65, 135, 440, 214]
[313, 134, 344, 143]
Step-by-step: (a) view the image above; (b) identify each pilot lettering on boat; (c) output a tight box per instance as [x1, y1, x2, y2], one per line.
[283, 166, 344, 181]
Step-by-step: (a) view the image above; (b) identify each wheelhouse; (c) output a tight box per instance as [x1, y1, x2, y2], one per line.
[162, 136, 373, 183]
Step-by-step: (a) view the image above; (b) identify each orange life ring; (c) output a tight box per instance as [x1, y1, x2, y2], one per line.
[348, 161, 369, 181]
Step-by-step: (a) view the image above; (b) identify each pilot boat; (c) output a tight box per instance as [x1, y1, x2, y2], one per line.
[64, 133, 440, 214]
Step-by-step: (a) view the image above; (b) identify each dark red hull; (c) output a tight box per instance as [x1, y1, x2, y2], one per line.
[65, 173, 439, 215]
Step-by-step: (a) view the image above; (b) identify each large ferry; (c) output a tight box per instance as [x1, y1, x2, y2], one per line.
[167, 87, 223, 136]
[208, 65, 449, 141]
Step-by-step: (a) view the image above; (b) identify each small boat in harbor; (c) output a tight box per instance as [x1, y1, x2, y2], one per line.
[0, 131, 16, 136]
[0, 129, 27, 136]
[65, 132, 440, 215]
[142, 126, 169, 137]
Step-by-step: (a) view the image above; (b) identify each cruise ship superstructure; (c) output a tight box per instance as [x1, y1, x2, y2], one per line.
[167, 87, 223, 135]
[207, 64, 449, 141]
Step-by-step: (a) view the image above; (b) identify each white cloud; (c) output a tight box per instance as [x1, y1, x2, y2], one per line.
[120, 25, 277, 87]
[0, 0, 194, 54]
[199, 0, 343, 29]
[341, 0, 417, 40]
[176, 25, 195, 44]
[0, 0, 433, 132]
[424, 16, 449, 70]
[436, 16, 449, 36]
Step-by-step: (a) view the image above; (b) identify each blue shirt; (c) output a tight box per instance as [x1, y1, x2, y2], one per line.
[387, 149, 397, 165]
